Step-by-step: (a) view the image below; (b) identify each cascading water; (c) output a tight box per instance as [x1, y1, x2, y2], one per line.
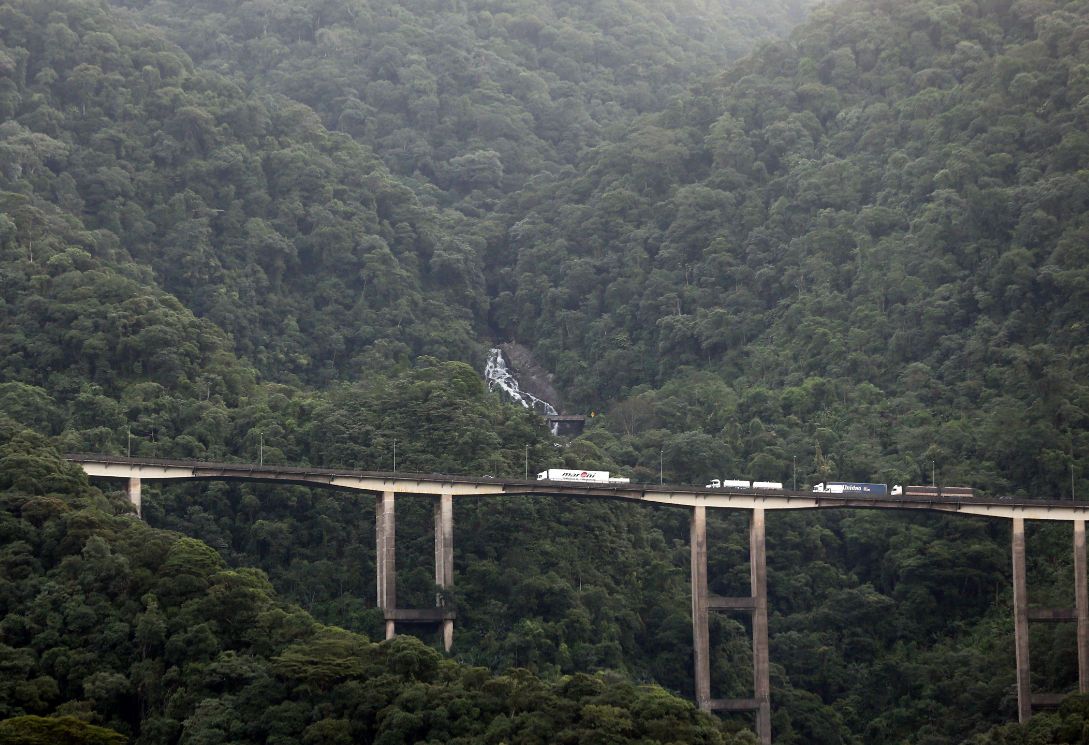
[485, 348, 559, 424]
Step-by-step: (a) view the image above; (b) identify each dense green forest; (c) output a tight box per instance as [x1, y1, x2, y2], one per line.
[2, 0, 1089, 742]
[107, 0, 809, 201]
[0, 428, 745, 744]
[488, 0, 1089, 498]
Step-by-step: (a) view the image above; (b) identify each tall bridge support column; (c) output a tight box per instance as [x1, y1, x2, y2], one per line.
[1013, 517, 1031, 723]
[435, 493, 454, 652]
[377, 491, 396, 640]
[750, 508, 771, 745]
[691, 505, 710, 709]
[690, 506, 771, 745]
[1010, 518, 1087, 717]
[1076, 520, 1088, 693]
[127, 477, 141, 517]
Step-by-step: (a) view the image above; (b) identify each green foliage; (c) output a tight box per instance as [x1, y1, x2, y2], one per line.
[488, 0, 1089, 500]
[968, 694, 1089, 744]
[0, 429, 738, 744]
[148, 444, 1087, 745]
[0, 429, 88, 494]
[0, 0, 482, 390]
[307, 358, 557, 475]
[0, 715, 125, 745]
[1, 0, 1088, 744]
[108, 0, 810, 206]
[269, 630, 370, 689]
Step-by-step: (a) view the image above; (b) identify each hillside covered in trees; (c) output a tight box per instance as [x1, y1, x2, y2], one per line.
[2, 0, 1089, 742]
[108, 0, 809, 200]
[0, 428, 744, 745]
[488, 0, 1089, 498]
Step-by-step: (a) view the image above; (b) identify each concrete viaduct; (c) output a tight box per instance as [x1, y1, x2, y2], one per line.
[67, 454, 1089, 745]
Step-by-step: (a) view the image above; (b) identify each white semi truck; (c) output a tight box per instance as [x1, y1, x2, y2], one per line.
[705, 479, 784, 489]
[537, 469, 630, 484]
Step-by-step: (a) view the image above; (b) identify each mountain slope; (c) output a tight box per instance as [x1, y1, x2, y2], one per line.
[488, 0, 1089, 497]
[0, 427, 743, 745]
[2, 1, 1088, 745]
[108, 0, 812, 202]
[0, 0, 486, 389]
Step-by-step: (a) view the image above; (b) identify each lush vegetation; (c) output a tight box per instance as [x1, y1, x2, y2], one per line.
[150, 465, 1089, 745]
[5, 416, 1086, 745]
[488, 0, 1089, 498]
[0, 0, 487, 391]
[109, 0, 809, 203]
[0, 427, 747, 745]
[2, 0, 1089, 742]
[967, 694, 1089, 744]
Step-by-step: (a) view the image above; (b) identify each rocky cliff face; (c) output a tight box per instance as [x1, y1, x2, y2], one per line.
[484, 343, 564, 415]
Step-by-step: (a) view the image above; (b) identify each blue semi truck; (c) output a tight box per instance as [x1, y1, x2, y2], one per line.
[814, 482, 974, 497]
[813, 482, 888, 494]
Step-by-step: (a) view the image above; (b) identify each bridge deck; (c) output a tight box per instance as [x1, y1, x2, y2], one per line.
[67, 455, 1089, 521]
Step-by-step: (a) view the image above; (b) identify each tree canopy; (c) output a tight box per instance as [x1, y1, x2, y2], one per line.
[485, 0, 1089, 498]
[1, 0, 1088, 742]
[0, 427, 746, 745]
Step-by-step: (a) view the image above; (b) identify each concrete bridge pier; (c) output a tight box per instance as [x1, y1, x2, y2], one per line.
[435, 493, 454, 652]
[377, 491, 396, 640]
[690, 506, 710, 708]
[690, 506, 771, 745]
[1077, 519, 1088, 693]
[750, 508, 771, 742]
[127, 477, 141, 517]
[1012, 517, 1030, 721]
[375, 490, 456, 650]
[1012, 517, 1089, 722]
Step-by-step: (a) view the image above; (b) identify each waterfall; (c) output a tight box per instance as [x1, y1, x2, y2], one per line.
[485, 348, 558, 418]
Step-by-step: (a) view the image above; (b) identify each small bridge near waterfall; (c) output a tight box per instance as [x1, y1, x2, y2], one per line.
[67, 454, 1089, 745]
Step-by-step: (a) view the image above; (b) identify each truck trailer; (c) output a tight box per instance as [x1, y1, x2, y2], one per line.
[891, 485, 974, 497]
[704, 479, 783, 490]
[813, 482, 888, 494]
[537, 469, 631, 484]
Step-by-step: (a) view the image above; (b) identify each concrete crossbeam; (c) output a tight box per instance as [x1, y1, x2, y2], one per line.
[708, 596, 757, 611]
[384, 609, 455, 621]
[1031, 694, 1065, 707]
[708, 699, 762, 711]
[1027, 608, 1077, 622]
